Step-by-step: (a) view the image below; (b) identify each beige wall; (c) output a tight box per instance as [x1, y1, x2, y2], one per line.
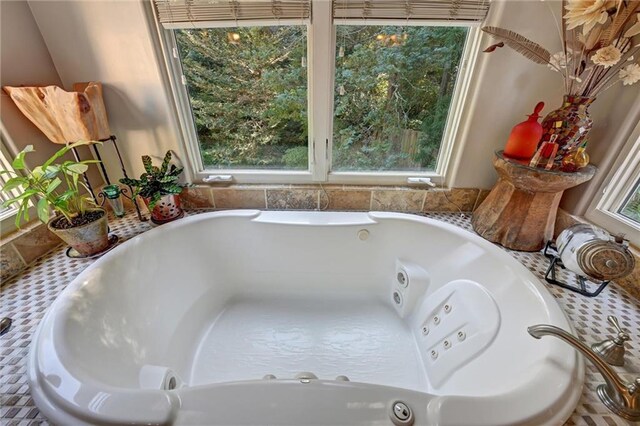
[0, 1, 103, 198]
[9, 0, 640, 215]
[1, 1, 63, 165]
[450, 0, 640, 210]
[27, 0, 182, 185]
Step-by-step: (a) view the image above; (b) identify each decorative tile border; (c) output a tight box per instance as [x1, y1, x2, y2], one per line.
[0, 222, 62, 283]
[182, 184, 489, 214]
[0, 210, 639, 425]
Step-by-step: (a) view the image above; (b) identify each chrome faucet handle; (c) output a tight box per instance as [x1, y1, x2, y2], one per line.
[528, 324, 640, 422]
[608, 315, 630, 344]
[592, 315, 630, 367]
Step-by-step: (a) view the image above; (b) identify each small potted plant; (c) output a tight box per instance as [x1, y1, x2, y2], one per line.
[1, 142, 110, 256]
[120, 151, 185, 224]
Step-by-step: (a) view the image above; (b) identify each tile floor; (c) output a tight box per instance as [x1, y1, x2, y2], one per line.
[1, 210, 638, 425]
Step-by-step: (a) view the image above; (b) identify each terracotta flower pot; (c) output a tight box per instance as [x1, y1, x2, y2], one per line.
[144, 194, 184, 224]
[47, 208, 109, 256]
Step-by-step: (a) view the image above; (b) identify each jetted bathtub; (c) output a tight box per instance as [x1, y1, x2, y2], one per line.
[29, 211, 583, 425]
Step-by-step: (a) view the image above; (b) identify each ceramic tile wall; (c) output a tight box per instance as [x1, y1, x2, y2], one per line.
[0, 223, 62, 283]
[181, 185, 486, 213]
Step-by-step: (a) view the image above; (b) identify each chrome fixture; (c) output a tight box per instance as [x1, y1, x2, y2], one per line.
[528, 324, 640, 421]
[0, 317, 11, 336]
[389, 401, 414, 426]
[294, 372, 318, 383]
[592, 316, 630, 367]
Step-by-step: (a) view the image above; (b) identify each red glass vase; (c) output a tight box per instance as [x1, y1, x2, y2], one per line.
[503, 102, 544, 160]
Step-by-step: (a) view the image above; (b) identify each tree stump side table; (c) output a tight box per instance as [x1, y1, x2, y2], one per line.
[472, 151, 597, 252]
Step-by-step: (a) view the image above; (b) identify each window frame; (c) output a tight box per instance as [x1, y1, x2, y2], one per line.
[153, 0, 483, 185]
[0, 127, 32, 236]
[585, 120, 640, 248]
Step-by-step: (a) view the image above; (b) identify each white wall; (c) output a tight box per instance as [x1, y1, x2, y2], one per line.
[17, 0, 640, 214]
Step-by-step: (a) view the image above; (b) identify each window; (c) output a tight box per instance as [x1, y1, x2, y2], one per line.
[585, 119, 640, 247]
[333, 25, 468, 172]
[0, 131, 25, 235]
[153, 0, 488, 184]
[174, 25, 308, 170]
[618, 180, 640, 224]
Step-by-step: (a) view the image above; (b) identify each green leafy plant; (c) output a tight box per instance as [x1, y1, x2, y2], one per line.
[1, 141, 99, 228]
[120, 151, 184, 210]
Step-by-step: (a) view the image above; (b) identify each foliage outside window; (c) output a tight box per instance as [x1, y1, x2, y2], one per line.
[0, 139, 25, 225]
[333, 25, 467, 172]
[619, 180, 640, 224]
[175, 26, 308, 170]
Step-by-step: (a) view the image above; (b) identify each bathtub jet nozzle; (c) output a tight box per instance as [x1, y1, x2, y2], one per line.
[389, 401, 414, 426]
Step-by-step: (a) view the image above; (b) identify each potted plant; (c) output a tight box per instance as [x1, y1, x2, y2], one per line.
[120, 151, 185, 224]
[1, 141, 109, 256]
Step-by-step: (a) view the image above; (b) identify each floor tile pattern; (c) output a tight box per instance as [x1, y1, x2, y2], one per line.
[1, 210, 638, 425]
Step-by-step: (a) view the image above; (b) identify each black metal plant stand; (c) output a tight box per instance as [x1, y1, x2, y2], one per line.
[70, 135, 146, 222]
[543, 241, 611, 298]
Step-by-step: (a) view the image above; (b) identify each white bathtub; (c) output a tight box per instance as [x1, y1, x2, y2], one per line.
[29, 211, 583, 425]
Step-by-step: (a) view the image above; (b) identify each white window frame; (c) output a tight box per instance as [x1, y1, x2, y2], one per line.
[0, 128, 29, 236]
[152, 0, 482, 185]
[585, 120, 640, 248]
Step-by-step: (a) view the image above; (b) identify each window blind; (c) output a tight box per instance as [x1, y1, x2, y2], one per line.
[155, 0, 311, 27]
[333, 0, 490, 23]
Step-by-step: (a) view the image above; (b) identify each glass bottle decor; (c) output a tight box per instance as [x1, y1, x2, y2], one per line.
[539, 95, 594, 166]
[560, 142, 590, 173]
[503, 101, 544, 161]
[101, 185, 125, 218]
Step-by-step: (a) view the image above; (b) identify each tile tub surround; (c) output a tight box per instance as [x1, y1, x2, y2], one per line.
[181, 184, 484, 213]
[0, 221, 63, 282]
[1, 211, 639, 425]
